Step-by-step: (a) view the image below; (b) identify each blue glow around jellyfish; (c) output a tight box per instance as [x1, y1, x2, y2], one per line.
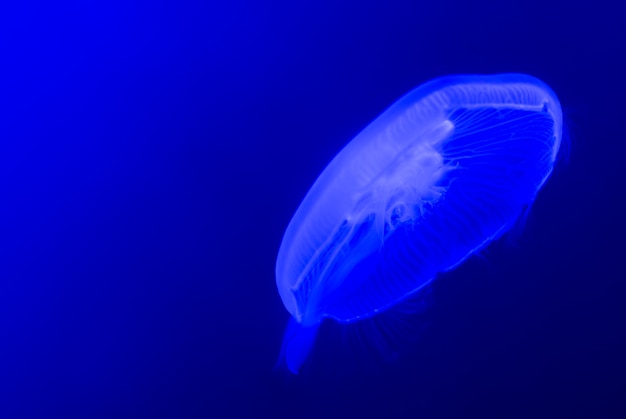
[275, 74, 563, 374]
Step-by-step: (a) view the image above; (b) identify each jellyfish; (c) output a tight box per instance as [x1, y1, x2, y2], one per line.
[275, 74, 563, 374]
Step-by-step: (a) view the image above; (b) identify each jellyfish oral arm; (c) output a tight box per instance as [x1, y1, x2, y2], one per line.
[276, 317, 320, 374]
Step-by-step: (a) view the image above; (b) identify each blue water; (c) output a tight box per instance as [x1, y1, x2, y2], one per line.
[1, 1, 624, 418]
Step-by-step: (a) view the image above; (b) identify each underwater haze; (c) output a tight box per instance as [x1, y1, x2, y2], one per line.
[1, 0, 625, 418]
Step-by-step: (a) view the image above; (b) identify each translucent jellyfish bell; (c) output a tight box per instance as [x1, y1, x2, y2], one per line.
[275, 74, 563, 374]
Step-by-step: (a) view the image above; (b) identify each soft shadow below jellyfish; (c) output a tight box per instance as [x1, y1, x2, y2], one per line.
[275, 74, 564, 374]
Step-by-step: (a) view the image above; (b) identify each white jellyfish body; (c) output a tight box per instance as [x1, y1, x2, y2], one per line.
[276, 74, 563, 373]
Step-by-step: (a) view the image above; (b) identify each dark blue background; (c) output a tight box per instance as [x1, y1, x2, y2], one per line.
[2, 1, 624, 417]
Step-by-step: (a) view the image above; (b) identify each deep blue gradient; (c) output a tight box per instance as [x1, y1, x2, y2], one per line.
[1, 1, 625, 418]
